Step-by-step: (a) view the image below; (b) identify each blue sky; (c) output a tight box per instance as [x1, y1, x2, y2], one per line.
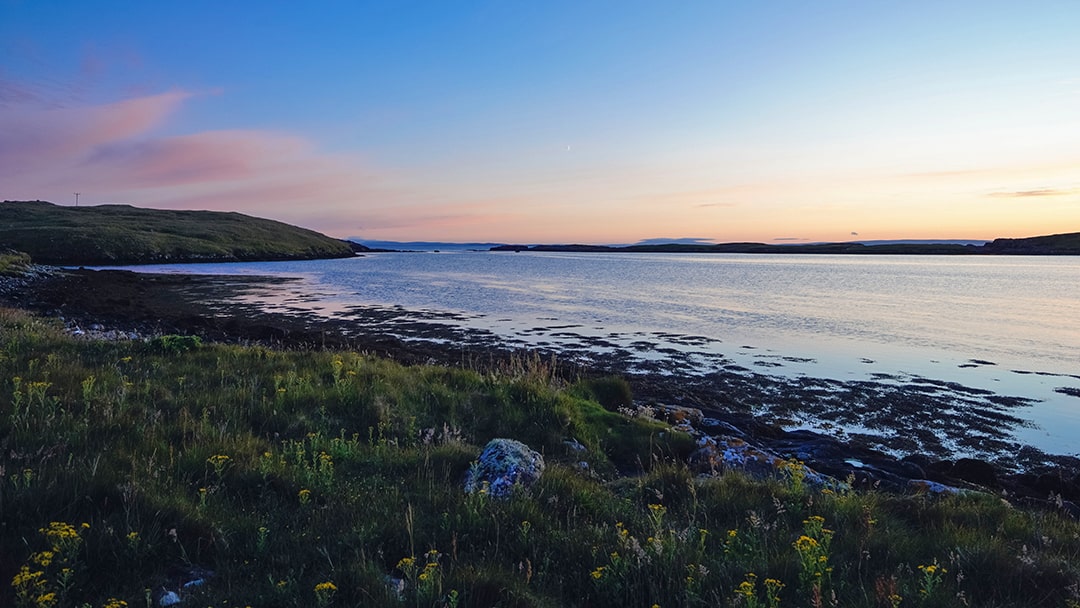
[2, 1, 1078, 242]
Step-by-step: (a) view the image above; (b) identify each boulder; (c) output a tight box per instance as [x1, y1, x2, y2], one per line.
[465, 439, 545, 499]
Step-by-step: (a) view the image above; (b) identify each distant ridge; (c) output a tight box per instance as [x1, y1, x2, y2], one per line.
[846, 239, 988, 246]
[346, 239, 507, 252]
[490, 232, 1080, 255]
[982, 232, 1080, 255]
[0, 200, 357, 265]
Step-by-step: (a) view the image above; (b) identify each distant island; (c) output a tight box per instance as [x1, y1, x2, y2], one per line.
[0, 200, 359, 265]
[490, 232, 1080, 255]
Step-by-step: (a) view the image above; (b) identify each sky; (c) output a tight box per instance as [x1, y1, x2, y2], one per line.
[2, 1, 1079, 244]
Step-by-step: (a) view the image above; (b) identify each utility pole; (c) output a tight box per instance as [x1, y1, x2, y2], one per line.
[74, 192, 80, 207]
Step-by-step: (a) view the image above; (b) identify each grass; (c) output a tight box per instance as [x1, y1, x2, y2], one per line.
[0, 200, 355, 265]
[0, 251, 32, 277]
[2, 306, 1080, 607]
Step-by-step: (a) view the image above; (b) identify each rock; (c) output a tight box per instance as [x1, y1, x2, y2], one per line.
[698, 417, 747, 438]
[384, 575, 406, 600]
[951, 458, 998, 487]
[464, 439, 545, 499]
[688, 436, 723, 474]
[896, 459, 926, 480]
[693, 434, 847, 491]
[655, 404, 705, 427]
[909, 479, 965, 496]
[563, 438, 586, 453]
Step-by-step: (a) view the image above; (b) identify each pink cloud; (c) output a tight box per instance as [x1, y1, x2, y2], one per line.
[0, 90, 191, 174]
[0, 89, 414, 236]
[81, 130, 313, 188]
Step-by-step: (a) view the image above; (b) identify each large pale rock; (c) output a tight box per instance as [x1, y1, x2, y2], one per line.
[465, 438, 545, 499]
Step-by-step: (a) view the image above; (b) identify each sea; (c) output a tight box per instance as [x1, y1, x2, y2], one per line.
[102, 252, 1080, 457]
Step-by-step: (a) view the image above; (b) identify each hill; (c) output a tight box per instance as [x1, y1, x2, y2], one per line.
[983, 231, 1080, 255]
[0, 200, 356, 265]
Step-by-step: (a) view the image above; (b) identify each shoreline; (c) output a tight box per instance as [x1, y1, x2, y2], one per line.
[5, 265, 1080, 510]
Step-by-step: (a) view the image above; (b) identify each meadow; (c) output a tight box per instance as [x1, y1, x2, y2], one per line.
[3, 306, 1080, 607]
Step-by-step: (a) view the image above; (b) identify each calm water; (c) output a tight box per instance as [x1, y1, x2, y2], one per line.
[108, 252, 1080, 455]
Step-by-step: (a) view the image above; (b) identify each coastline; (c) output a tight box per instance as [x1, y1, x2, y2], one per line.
[5, 266, 1080, 510]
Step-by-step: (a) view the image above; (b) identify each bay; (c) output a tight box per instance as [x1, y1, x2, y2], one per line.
[105, 252, 1080, 458]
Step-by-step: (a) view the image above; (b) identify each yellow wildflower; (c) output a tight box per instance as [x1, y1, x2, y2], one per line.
[31, 551, 54, 567]
[794, 535, 819, 552]
[11, 565, 45, 589]
[207, 454, 230, 467]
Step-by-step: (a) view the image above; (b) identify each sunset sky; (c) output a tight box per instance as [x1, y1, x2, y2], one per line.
[2, 1, 1078, 244]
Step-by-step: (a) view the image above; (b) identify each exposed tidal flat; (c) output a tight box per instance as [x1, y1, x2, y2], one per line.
[5, 256, 1080, 606]
[94, 251, 1080, 467]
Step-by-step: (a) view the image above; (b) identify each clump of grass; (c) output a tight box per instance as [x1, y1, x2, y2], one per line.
[0, 250, 32, 277]
[2, 306, 1080, 607]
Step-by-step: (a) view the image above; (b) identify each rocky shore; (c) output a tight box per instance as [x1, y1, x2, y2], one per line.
[4, 266, 1080, 515]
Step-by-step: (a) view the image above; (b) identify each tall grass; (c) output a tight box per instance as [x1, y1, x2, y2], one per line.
[2, 307, 1080, 607]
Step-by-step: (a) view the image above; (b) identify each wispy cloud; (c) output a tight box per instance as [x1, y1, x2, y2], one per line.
[0, 91, 191, 173]
[987, 188, 1078, 198]
[0, 89, 408, 236]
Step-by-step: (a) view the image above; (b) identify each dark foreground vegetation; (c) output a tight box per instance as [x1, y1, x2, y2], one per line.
[0, 201, 356, 265]
[3, 308, 1080, 608]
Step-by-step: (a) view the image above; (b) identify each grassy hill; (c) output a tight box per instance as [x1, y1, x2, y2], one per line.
[983, 231, 1080, 255]
[0, 200, 356, 265]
